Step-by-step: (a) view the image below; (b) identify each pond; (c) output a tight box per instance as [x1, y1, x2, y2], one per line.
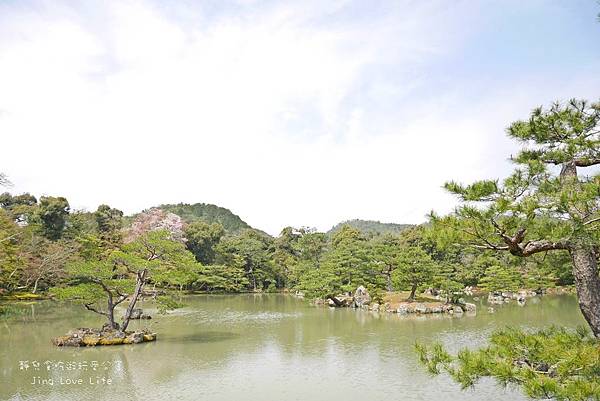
[0, 294, 586, 401]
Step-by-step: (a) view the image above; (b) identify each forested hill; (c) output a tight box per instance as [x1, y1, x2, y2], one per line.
[158, 203, 255, 234]
[328, 219, 414, 236]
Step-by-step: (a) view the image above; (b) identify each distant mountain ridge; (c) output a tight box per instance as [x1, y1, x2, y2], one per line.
[328, 219, 414, 236]
[158, 203, 254, 234]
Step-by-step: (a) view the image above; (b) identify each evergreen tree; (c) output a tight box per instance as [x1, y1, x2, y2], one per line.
[94, 204, 124, 246]
[184, 221, 225, 264]
[478, 265, 523, 293]
[432, 99, 600, 336]
[52, 230, 195, 331]
[392, 246, 435, 301]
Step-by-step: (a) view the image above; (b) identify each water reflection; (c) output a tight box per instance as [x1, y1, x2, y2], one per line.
[0, 294, 586, 401]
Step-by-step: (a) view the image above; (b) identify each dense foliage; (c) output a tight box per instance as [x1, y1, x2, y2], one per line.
[0, 189, 578, 301]
[328, 219, 413, 236]
[159, 203, 254, 233]
[416, 327, 600, 401]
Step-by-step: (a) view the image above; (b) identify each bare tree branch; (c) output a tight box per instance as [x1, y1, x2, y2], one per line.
[84, 303, 107, 316]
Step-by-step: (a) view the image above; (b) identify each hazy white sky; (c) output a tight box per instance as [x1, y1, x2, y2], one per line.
[1, 0, 599, 235]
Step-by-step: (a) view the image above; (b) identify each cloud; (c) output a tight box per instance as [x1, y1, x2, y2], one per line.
[1, 0, 599, 235]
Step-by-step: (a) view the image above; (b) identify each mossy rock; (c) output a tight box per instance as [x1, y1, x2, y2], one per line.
[81, 335, 100, 346]
[53, 328, 157, 347]
[98, 337, 125, 346]
[1, 292, 47, 301]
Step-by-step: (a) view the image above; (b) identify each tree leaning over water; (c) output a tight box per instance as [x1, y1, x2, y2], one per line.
[52, 230, 197, 331]
[432, 99, 600, 336]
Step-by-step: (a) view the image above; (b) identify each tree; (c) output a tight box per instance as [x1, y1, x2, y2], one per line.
[370, 233, 402, 291]
[0, 209, 21, 290]
[195, 264, 249, 292]
[20, 235, 78, 293]
[478, 265, 523, 293]
[287, 228, 327, 289]
[94, 205, 124, 246]
[392, 246, 435, 301]
[215, 229, 275, 291]
[432, 99, 600, 336]
[272, 227, 301, 288]
[52, 230, 196, 331]
[184, 221, 225, 264]
[299, 225, 382, 304]
[37, 196, 70, 240]
[0, 192, 37, 224]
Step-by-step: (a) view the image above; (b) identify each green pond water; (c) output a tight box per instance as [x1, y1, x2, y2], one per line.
[0, 294, 586, 401]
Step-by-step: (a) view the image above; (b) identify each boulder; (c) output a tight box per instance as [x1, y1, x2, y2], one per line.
[128, 331, 144, 344]
[463, 303, 477, 312]
[371, 303, 380, 312]
[353, 286, 371, 308]
[125, 308, 152, 320]
[487, 294, 505, 304]
[328, 295, 354, 307]
[430, 306, 443, 314]
[52, 335, 83, 347]
[414, 303, 428, 314]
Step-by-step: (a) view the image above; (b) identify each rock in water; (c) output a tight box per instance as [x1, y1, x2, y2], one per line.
[353, 285, 371, 307]
[124, 308, 152, 320]
[130, 308, 143, 319]
[53, 328, 157, 347]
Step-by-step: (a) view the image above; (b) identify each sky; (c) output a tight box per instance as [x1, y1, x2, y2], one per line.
[1, 0, 599, 236]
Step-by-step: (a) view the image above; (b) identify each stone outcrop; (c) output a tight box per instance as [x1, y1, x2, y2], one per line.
[327, 294, 354, 307]
[126, 308, 152, 320]
[52, 327, 157, 347]
[317, 286, 478, 316]
[353, 285, 371, 308]
[487, 290, 537, 304]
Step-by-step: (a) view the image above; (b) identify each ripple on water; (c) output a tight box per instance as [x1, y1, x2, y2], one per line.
[164, 309, 303, 326]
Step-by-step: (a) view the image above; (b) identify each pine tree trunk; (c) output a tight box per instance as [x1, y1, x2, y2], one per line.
[559, 161, 600, 337]
[106, 296, 118, 330]
[408, 283, 418, 301]
[570, 245, 600, 337]
[386, 274, 393, 292]
[121, 269, 147, 332]
[385, 266, 393, 292]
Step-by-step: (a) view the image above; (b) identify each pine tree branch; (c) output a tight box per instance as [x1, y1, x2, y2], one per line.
[583, 217, 600, 226]
[84, 303, 107, 316]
